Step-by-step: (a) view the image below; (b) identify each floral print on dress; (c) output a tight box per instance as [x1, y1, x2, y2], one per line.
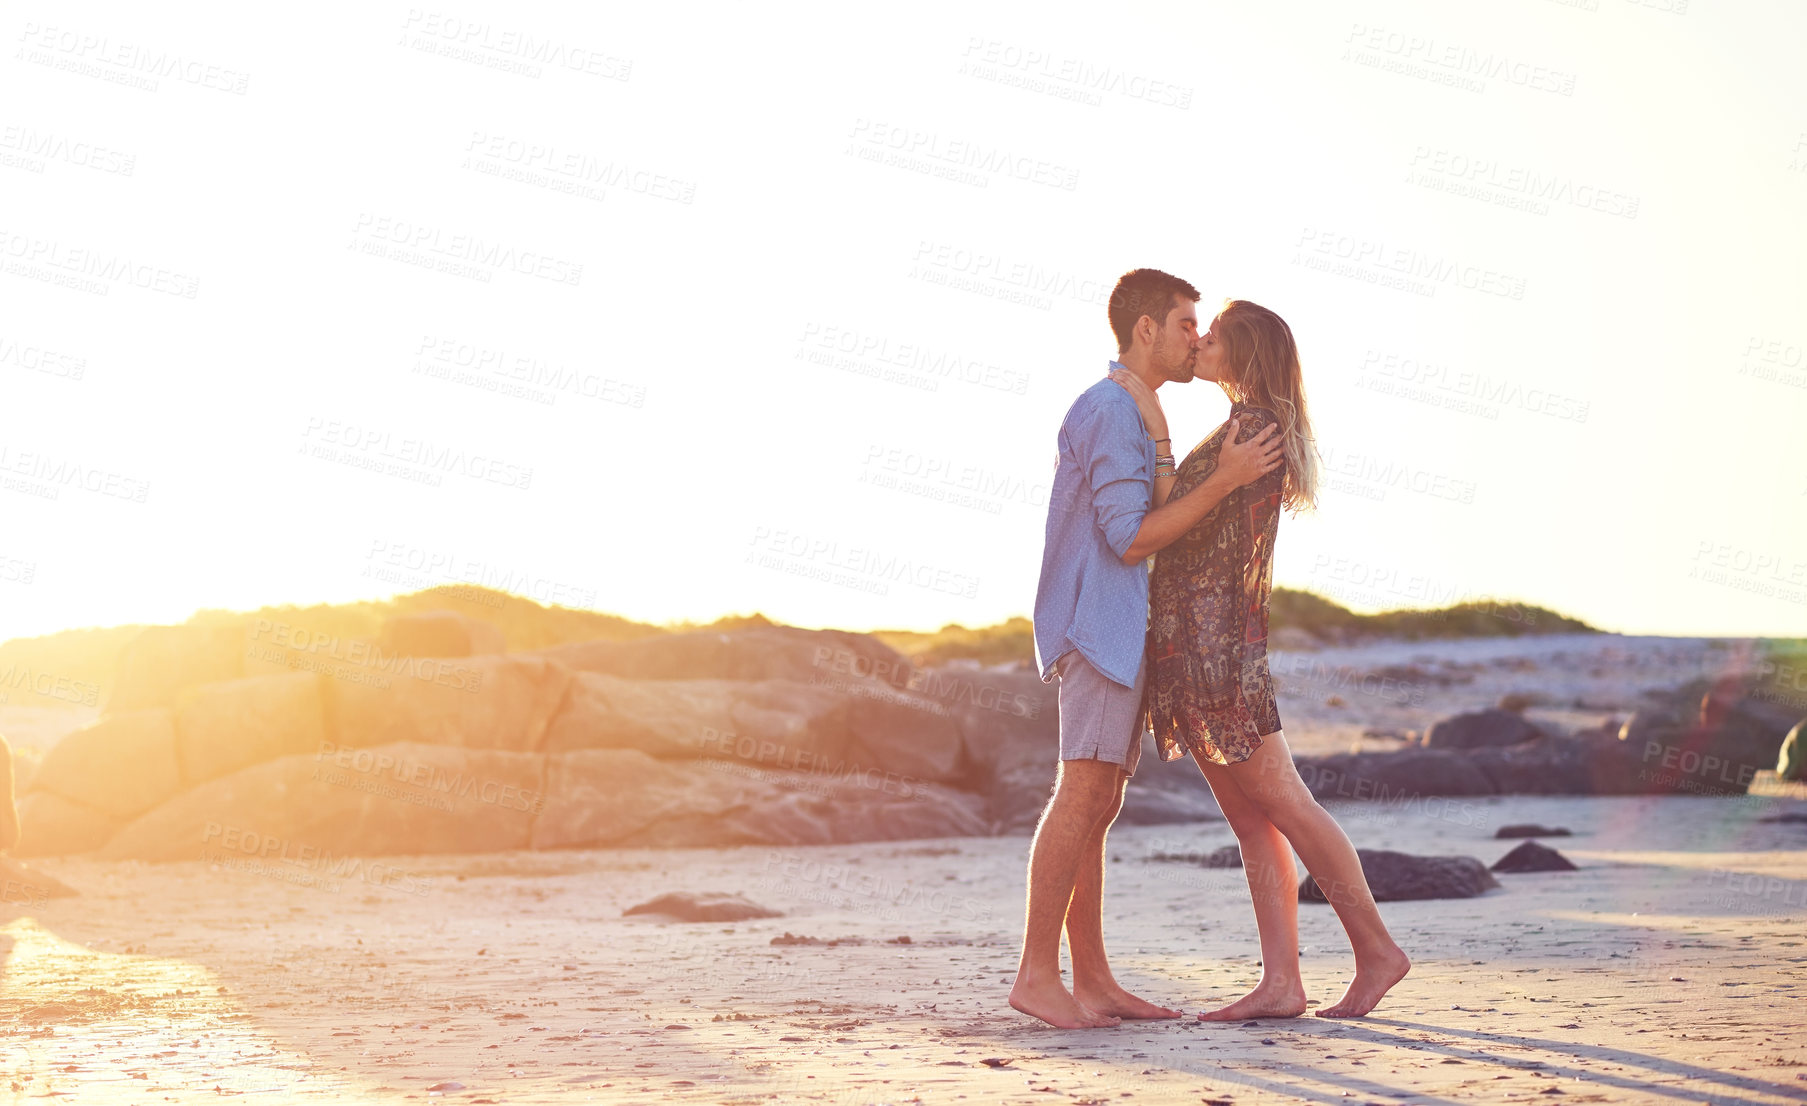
[1143, 401, 1285, 767]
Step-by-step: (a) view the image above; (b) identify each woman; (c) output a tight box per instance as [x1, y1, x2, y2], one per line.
[1112, 300, 1409, 1020]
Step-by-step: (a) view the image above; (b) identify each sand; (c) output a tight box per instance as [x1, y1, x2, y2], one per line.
[2, 631, 1802, 1104]
[3, 791, 1804, 1104]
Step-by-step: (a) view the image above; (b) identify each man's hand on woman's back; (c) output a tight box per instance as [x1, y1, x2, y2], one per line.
[1216, 416, 1284, 488]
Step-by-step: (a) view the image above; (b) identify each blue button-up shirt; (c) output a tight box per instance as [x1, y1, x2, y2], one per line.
[1032, 361, 1157, 688]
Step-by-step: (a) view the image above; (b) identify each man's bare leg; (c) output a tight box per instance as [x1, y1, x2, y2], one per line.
[1232, 730, 1410, 1018]
[1009, 760, 1124, 1028]
[1065, 769, 1182, 1019]
[1192, 757, 1306, 1019]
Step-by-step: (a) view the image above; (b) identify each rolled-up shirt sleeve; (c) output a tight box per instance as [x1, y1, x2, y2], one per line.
[1070, 396, 1151, 560]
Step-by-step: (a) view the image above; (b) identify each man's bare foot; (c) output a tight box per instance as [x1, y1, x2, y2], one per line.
[1316, 946, 1411, 1018]
[1072, 981, 1183, 1020]
[1009, 974, 1123, 1028]
[1196, 979, 1308, 1021]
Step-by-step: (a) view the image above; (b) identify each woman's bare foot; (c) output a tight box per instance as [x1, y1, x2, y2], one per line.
[1072, 982, 1183, 1020]
[1009, 974, 1123, 1028]
[1316, 946, 1411, 1018]
[1197, 978, 1309, 1020]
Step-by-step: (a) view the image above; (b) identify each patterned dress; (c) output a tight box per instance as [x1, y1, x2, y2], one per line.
[1143, 401, 1285, 766]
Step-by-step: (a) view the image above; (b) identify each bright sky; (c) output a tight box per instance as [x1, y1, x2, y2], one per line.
[2, 0, 1803, 644]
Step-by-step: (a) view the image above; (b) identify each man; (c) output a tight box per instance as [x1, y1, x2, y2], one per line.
[1008, 268, 1286, 1029]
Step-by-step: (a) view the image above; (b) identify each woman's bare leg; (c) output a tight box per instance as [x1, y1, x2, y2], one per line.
[1225, 729, 1410, 1017]
[1192, 756, 1306, 1019]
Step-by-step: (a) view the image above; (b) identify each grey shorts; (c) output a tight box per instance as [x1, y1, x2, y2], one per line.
[1055, 649, 1146, 777]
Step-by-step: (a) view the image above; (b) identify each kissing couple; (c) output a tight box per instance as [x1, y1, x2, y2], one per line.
[1009, 268, 1410, 1028]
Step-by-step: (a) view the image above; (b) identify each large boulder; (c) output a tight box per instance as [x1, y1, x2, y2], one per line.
[922, 667, 1053, 775]
[531, 748, 989, 850]
[101, 742, 546, 861]
[544, 674, 853, 762]
[377, 611, 505, 658]
[26, 708, 183, 819]
[324, 654, 573, 753]
[531, 749, 752, 850]
[1611, 677, 1797, 795]
[175, 673, 325, 786]
[12, 792, 120, 857]
[108, 624, 246, 712]
[843, 689, 970, 786]
[1300, 849, 1499, 902]
[1297, 748, 1497, 802]
[1467, 735, 1595, 795]
[1423, 709, 1542, 750]
[535, 626, 905, 685]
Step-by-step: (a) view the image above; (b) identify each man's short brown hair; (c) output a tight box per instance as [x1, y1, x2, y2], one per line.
[1107, 269, 1200, 355]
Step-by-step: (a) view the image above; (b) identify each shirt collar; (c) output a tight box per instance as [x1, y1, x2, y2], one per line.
[1107, 359, 1125, 373]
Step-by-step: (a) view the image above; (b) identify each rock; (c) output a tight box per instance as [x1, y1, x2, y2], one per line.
[986, 763, 1059, 833]
[1491, 841, 1578, 872]
[239, 619, 379, 680]
[1757, 812, 1807, 824]
[1467, 736, 1594, 795]
[1149, 844, 1242, 867]
[108, 624, 246, 712]
[1423, 709, 1543, 750]
[13, 792, 120, 857]
[1618, 707, 1687, 747]
[26, 709, 183, 819]
[101, 742, 546, 861]
[377, 611, 505, 658]
[704, 783, 981, 847]
[175, 673, 325, 786]
[1497, 692, 1542, 713]
[544, 674, 853, 763]
[0, 856, 78, 901]
[1118, 760, 1228, 825]
[537, 626, 905, 685]
[1495, 824, 1572, 839]
[0, 732, 17, 853]
[1299, 849, 1499, 902]
[531, 749, 755, 850]
[843, 688, 970, 785]
[325, 654, 573, 753]
[1297, 748, 1497, 801]
[1780, 722, 1805, 781]
[552, 669, 974, 785]
[531, 748, 990, 850]
[622, 891, 780, 922]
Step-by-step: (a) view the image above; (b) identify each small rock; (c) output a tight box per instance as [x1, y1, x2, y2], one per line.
[1149, 845, 1242, 868]
[426, 1082, 465, 1093]
[1301, 849, 1499, 902]
[1495, 824, 1572, 839]
[622, 892, 779, 922]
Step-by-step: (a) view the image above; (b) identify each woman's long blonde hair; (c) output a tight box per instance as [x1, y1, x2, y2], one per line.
[1213, 299, 1320, 514]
